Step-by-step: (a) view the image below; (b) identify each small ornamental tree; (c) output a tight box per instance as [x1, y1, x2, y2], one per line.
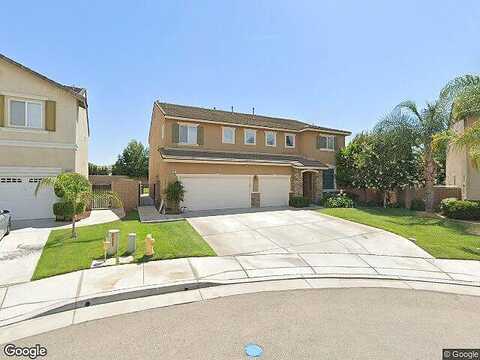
[336, 131, 422, 207]
[35, 173, 122, 238]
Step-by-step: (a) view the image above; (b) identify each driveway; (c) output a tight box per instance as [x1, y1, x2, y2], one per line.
[187, 209, 431, 258]
[0, 210, 124, 287]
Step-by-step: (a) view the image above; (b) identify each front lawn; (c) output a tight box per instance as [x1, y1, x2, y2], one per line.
[32, 211, 215, 280]
[320, 207, 480, 260]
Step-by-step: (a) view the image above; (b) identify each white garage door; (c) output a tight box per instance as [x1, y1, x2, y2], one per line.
[0, 177, 57, 220]
[259, 176, 290, 207]
[178, 175, 251, 211]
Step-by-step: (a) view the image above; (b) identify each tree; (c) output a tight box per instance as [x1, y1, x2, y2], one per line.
[336, 131, 421, 207]
[376, 99, 450, 212]
[165, 180, 185, 214]
[112, 140, 149, 178]
[434, 75, 480, 168]
[35, 173, 122, 238]
[88, 163, 109, 175]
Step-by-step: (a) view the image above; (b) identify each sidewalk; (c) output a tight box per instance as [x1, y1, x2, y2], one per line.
[2, 252, 480, 331]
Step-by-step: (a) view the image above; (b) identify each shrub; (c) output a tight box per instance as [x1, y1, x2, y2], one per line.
[165, 181, 185, 213]
[440, 198, 480, 220]
[289, 196, 310, 208]
[410, 199, 426, 211]
[324, 193, 354, 208]
[53, 200, 86, 221]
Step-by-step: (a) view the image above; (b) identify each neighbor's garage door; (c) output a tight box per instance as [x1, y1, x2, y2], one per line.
[0, 177, 57, 220]
[259, 175, 290, 207]
[178, 175, 251, 211]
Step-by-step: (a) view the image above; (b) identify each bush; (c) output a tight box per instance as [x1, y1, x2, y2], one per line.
[440, 198, 480, 220]
[410, 199, 426, 211]
[289, 196, 310, 208]
[324, 193, 354, 208]
[165, 181, 185, 213]
[53, 200, 86, 221]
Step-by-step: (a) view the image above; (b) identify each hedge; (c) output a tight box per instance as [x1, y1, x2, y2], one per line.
[53, 201, 86, 221]
[289, 196, 310, 208]
[440, 198, 480, 220]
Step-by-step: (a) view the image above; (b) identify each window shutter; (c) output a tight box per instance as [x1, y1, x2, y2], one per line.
[316, 135, 320, 149]
[0, 95, 4, 127]
[197, 125, 204, 145]
[333, 136, 337, 150]
[45, 100, 56, 131]
[172, 123, 179, 143]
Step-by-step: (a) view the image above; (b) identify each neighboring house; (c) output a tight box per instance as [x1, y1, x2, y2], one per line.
[0, 54, 89, 220]
[446, 117, 480, 200]
[149, 102, 350, 211]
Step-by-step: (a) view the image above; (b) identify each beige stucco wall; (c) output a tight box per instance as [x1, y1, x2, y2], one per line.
[160, 116, 345, 162]
[75, 105, 89, 176]
[465, 117, 480, 199]
[446, 118, 480, 200]
[0, 57, 88, 174]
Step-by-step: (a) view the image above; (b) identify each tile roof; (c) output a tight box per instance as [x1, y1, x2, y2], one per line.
[160, 147, 331, 169]
[156, 102, 350, 135]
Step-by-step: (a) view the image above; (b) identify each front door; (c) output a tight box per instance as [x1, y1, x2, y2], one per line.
[303, 172, 313, 201]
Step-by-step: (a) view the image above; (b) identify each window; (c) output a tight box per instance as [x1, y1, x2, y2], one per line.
[323, 169, 335, 190]
[285, 133, 295, 148]
[222, 127, 235, 144]
[179, 124, 198, 145]
[244, 129, 256, 145]
[265, 131, 276, 147]
[318, 135, 335, 150]
[9, 99, 43, 129]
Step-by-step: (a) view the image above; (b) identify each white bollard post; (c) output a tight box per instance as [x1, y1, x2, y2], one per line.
[128, 233, 136, 255]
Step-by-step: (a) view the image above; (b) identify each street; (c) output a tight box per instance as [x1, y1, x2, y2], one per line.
[6, 288, 480, 359]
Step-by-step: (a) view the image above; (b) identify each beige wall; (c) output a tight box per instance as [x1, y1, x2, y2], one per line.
[0, 57, 88, 174]
[160, 116, 345, 162]
[111, 178, 140, 212]
[445, 117, 480, 200]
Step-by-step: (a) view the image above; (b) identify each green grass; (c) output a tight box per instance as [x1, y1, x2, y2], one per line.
[32, 211, 215, 280]
[320, 207, 480, 260]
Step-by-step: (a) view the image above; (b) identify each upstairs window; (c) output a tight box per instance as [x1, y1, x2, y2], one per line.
[244, 129, 256, 145]
[265, 131, 276, 146]
[285, 133, 295, 148]
[222, 127, 235, 144]
[9, 99, 42, 129]
[179, 124, 198, 145]
[318, 135, 335, 150]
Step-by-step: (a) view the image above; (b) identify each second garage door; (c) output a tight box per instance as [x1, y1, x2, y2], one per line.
[0, 177, 57, 220]
[178, 175, 251, 211]
[259, 175, 290, 207]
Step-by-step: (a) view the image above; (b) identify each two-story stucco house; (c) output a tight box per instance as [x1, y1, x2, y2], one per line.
[446, 117, 480, 200]
[0, 54, 89, 220]
[149, 102, 350, 211]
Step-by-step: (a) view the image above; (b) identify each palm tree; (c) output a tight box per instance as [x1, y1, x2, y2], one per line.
[434, 75, 480, 168]
[376, 100, 450, 212]
[35, 173, 122, 238]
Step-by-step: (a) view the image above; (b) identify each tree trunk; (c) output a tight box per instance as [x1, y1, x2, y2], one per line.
[424, 146, 436, 213]
[383, 191, 388, 208]
[71, 202, 77, 238]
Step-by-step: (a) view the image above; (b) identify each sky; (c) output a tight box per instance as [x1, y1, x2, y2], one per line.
[2, 0, 479, 165]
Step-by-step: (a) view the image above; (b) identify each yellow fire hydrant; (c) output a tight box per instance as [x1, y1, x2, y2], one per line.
[145, 234, 155, 257]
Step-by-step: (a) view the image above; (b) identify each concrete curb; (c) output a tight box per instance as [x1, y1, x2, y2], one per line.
[2, 274, 480, 345]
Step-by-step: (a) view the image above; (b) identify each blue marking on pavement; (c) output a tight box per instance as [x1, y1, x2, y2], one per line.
[245, 343, 263, 357]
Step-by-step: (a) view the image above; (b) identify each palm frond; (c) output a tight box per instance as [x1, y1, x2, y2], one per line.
[395, 100, 422, 121]
[440, 74, 480, 99]
[35, 177, 58, 196]
[81, 191, 123, 209]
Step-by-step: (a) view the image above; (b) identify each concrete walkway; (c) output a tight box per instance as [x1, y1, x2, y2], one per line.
[0, 210, 124, 287]
[2, 252, 480, 335]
